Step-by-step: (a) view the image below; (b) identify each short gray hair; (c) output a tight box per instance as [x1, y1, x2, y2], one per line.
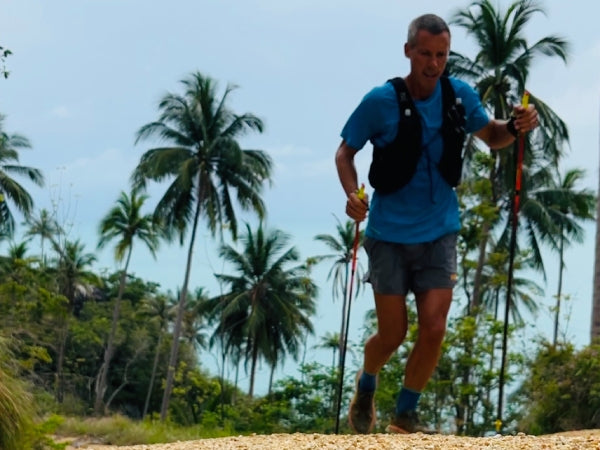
[407, 14, 450, 46]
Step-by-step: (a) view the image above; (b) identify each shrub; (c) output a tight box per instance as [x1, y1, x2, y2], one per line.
[0, 337, 34, 450]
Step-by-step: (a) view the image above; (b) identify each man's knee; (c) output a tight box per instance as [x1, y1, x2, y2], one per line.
[377, 328, 407, 352]
[419, 319, 447, 345]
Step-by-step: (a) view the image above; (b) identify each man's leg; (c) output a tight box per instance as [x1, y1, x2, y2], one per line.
[404, 287, 453, 391]
[387, 288, 453, 434]
[364, 293, 408, 375]
[350, 237, 411, 433]
[348, 292, 407, 434]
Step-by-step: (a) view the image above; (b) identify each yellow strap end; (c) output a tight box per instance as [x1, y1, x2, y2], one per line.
[522, 91, 530, 108]
[357, 183, 365, 200]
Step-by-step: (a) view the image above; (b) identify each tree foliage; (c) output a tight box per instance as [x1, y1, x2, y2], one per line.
[0, 14, 597, 440]
[0, 46, 11, 79]
[133, 71, 273, 420]
[516, 342, 600, 434]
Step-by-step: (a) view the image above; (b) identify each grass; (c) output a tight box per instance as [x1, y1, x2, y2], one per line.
[56, 414, 237, 446]
[0, 366, 34, 450]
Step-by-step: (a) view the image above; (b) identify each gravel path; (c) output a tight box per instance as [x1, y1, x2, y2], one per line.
[74, 430, 600, 449]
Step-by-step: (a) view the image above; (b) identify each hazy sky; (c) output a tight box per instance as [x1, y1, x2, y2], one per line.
[1, 0, 599, 394]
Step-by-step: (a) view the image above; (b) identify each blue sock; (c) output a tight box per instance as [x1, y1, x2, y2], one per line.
[358, 371, 377, 392]
[395, 386, 421, 415]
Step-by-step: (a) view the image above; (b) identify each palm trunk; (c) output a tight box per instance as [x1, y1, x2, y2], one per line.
[553, 232, 564, 346]
[592, 125, 600, 343]
[458, 146, 502, 432]
[233, 362, 239, 404]
[470, 134, 504, 313]
[94, 247, 132, 414]
[332, 347, 337, 372]
[160, 188, 203, 421]
[143, 333, 162, 419]
[219, 344, 227, 424]
[301, 330, 308, 374]
[249, 340, 259, 398]
[105, 344, 144, 413]
[54, 245, 71, 404]
[268, 363, 275, 397]
[55, 321, 68, 403]
[470, 221, 491, 313]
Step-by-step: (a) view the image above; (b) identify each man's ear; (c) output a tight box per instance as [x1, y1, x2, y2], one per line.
[404, 42, 410, 57]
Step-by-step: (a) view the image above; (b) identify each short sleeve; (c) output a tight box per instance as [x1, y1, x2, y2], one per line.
[449, 78, 490, 134]
[340, 84, 395, 150]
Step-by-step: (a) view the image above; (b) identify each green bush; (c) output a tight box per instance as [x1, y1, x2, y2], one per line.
[0, 338, 34, 450]
[517, 341, 600, 434]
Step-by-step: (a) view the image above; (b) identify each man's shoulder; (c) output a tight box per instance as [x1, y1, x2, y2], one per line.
[364, 81, 396, 99]
[447, 76, 478, 97]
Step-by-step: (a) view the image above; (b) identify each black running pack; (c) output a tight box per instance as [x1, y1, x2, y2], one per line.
[367, 76, 466, 194]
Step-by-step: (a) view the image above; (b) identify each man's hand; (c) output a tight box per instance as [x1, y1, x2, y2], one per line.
[346, 187, 369, 222]
[511, 103, 538, 134]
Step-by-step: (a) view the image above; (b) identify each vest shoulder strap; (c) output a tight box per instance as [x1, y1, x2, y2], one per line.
[440, 76, 466, 124]
[388, 77, 417, 119]
[438, 76, 467, 187]
[440, 76, 454, 109]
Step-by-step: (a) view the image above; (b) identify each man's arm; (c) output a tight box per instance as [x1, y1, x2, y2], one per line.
[474, 104, 538, 149]
[335, 140, 369, 222]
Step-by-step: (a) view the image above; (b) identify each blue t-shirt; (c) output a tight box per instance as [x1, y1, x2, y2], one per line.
[341, 77, 489, 244]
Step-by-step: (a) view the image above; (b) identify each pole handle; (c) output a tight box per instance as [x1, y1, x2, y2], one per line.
[356, 183, 365, 200]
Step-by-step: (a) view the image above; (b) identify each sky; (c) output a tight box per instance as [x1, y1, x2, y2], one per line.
[1, 0, 599, 396]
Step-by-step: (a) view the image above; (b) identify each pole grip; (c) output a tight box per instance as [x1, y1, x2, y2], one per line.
[356, 183, 365, 200]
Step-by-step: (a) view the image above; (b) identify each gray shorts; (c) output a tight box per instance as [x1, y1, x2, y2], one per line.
[363, 233, 458, 295]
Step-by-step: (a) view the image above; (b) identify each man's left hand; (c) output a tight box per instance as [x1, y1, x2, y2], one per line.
[512, 104, 538, 134]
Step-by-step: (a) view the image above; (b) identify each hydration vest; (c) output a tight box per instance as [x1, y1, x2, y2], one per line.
[367, 76, 466, 194]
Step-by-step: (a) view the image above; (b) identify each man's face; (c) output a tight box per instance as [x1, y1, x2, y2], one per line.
[404, 29, 450, 90]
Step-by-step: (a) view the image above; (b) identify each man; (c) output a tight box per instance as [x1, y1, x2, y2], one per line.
[335, 13, 538, 434]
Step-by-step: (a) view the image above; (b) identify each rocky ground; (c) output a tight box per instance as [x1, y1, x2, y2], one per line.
[67, 429, 600, 449]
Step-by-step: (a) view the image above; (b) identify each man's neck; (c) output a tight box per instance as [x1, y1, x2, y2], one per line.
[403, 74, 438, 100]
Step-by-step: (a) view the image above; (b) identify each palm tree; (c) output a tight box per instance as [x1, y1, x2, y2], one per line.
[94, 189, 159, 414]
[448, 0, 570, 311]
[477, 244, 543, 324]
[314, 217, 364, 368]
[0, 241, 37, 279]
[49, 239, 99, 402]
[132, 71, 273, 420]
[208, 223, 317, 398]
[448, 0, 572, 430]
[0, 241, 40, 331]
[51, 239, 98, 313]
[24, 208, 61, 267]
[180, 287, 210, 352]
[138, 293, 173, 419]
[0, 114, 44, 236]
[529, 169, 595, 345]
[488, 164, 595, 337]
[316, 332, 342, 372]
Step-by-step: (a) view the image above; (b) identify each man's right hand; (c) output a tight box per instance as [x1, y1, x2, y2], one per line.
[346, 189, 369, 222]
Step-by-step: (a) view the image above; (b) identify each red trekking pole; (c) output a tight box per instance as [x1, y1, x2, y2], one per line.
[335, 183, 365, 434]
[497, 91, 530, 433]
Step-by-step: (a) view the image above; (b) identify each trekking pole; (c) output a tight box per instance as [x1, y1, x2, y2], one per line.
[334, 183, 365, 434]
[497, 91, 530, 433]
